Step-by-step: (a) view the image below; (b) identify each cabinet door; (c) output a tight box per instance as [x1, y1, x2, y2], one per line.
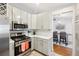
[31, 14, 37, 29]
[7, 4, 13, 23]
[28, 13, 32, 29]
[48, 39, 53, 55]
[37, 38, 43, 52]
[9, 43, 14, 56]
[13, 7, 21, 23]
[36, 12, 52, 30]
[36, 14, 42, 29]
[20, 10, 28, 24]
[43, 40, 48, 55]
[31, 37, 34, 50]
[42, 12, 52, 30]
[26, 12, 29, 24]
[34, 38, 38, 50]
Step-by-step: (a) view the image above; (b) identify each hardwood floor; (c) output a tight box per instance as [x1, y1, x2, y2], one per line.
[53, 44, 72, 56]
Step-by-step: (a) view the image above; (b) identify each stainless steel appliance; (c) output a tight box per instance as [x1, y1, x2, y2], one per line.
[11, 21, 28, 31]
[0, 16, 9, 56]
[10, 32, 31, 56]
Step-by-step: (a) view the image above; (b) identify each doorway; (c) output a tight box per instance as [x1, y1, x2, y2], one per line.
[53, 11, 73, 56]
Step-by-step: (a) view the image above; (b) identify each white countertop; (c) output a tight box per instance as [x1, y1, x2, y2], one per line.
[9, 34, 53, 44]
[28, 34, 53, 40]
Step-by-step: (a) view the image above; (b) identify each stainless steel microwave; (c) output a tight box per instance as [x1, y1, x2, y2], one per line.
[11, 21, 28, 30]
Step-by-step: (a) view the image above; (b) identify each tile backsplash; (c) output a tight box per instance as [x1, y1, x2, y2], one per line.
[36, 30, 53, 36]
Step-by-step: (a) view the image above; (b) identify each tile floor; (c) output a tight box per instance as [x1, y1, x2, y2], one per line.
[28, 51, 44, 56]
[24, 50, 62, 56]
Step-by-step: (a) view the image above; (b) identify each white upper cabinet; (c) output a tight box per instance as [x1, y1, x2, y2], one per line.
[13, 7, 21, 23]
[28, 14, 37, 29]
[7, 4, 13, 23]
[12, 6, 29, 24]
[7, 5, 52, 30]
[31, 14, 37, 29]
[20, 10, 28, 24]
[36, 14, 43, 29]
[26, 12, 29, 24]
[36, 12, 52, 30]
[42, 12, 52, 30]
[28, 13, 32, 29]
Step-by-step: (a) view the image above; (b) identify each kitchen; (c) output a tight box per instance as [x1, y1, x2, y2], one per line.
[0, 3, 79, 56]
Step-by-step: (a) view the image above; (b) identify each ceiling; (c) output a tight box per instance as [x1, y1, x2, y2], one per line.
[9, 3, 75, 14]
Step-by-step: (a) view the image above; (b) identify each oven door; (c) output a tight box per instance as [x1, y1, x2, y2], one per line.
[14, 41, 21, 56]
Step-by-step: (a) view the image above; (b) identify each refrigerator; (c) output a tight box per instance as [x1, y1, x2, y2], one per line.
[0, 16, 9, 56]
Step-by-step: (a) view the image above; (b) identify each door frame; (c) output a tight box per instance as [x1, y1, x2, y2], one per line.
[52, 5, 76, 56]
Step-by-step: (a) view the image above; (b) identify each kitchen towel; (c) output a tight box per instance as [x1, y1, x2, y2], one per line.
[25, 41, 29, 50]
[21, 42, 26, 52]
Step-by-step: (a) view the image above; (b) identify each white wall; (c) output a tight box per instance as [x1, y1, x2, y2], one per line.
[53, 17, 72, 34]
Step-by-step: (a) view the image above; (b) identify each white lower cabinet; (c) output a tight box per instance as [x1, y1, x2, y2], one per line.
[31, 37, 52, 55]
[34, 38, 38, 50]
[9, 43, 14, 56]
[42, 40, 48, 55]
[37, 38, 43, 52]
[31, 37, 34, 50]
